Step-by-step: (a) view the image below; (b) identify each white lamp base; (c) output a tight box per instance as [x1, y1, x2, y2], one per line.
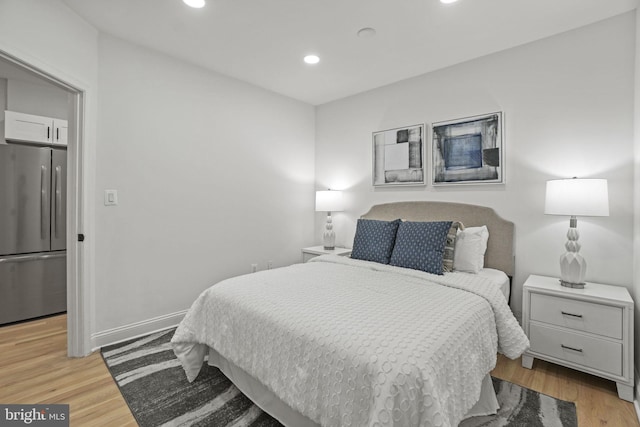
[559, 217, 586, 288]
[323, 213, 335, 250]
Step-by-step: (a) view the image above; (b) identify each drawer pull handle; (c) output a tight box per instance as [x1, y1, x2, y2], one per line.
[561, 311, 583, 318]
[561, 344, 583, 353]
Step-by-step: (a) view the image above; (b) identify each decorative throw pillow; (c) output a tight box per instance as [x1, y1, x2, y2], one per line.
[389, 221, 453, 275]
[442, 221, 464, 273]
[453, 225, 489, 273]
[351, 218, 401, 264]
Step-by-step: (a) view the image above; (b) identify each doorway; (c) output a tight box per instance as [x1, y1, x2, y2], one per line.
[0, 50, 88, 357]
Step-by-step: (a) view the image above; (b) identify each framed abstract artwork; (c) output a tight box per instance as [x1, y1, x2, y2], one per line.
[432, 112, 504, 185]
[372, 124, 425, 186]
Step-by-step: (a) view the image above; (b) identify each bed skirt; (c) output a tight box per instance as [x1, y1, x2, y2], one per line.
[207, 347, 499, 426]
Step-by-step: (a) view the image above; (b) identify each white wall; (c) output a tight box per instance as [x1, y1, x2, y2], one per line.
[316, 12, 636, 318]
[94, 35, 315, 333]
[6, 79, 70, 119]
[0, 79, 6, 121]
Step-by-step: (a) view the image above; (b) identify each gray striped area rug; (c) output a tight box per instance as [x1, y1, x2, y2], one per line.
[101, 329, 577, 427]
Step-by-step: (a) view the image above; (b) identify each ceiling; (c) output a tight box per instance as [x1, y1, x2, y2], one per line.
[61, 0, 637, 105]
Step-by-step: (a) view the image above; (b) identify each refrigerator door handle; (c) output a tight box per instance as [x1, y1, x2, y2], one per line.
[41, 165, 48, 239]
[54, 165, 62, 238]
[0, 252, 66, 264]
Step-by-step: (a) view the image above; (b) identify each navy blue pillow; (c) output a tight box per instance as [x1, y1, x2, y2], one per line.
[389, 221, 453, 274]
[351, 218, 401, 264]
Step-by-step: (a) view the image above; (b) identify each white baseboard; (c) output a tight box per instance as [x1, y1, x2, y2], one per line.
[634, 367, 640, 424]
[91, 309, 188, 351]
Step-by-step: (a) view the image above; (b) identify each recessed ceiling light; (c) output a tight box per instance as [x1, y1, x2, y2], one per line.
[304, 55, 320, 65]
[357, 27, 376, 38]
[183, 0, 205, 8]
[440, 0, 458, 3]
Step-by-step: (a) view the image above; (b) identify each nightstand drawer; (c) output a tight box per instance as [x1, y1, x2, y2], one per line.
[530, 293, 622, 339]
[529, 323, 622, 376]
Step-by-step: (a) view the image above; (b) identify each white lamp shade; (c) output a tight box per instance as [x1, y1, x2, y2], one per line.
[315, 190, 343, 212]
[544, 178, 609, 217]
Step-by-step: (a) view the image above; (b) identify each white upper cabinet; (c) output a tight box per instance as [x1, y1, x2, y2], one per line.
[4, 110, 68, 147]
[52, 118, 68, 146]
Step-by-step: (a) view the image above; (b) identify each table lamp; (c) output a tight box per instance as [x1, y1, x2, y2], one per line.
[315, 190, 343, 250]
[544, 178, 609, 288]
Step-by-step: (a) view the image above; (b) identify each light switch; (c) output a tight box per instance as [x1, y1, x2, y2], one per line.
[104, 189, 118, 206]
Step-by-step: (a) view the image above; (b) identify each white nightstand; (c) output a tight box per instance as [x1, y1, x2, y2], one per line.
[522, 274, 634, 401]
[301, 246, 351, 263]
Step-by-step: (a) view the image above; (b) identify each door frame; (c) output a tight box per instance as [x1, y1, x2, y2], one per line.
[0, 49, 91, 356]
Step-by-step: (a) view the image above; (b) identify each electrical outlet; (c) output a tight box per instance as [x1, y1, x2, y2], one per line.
[251, 264, 258, 273]
[267, 260, 273, 270]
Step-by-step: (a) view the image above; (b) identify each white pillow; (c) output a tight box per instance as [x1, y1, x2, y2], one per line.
[453, 226, 489, 273]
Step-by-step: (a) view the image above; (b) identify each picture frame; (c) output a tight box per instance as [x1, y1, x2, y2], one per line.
[431, 112, 504, 185]
[372, 124, 425, 186]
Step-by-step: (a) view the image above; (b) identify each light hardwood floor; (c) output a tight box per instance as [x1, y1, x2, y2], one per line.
[0, 314, 638, 426]
[492, 354, 639, 427]
[0, 315, 136, 426]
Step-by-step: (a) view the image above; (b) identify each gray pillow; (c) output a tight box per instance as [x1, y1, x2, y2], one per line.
[442, 222, 464, 272]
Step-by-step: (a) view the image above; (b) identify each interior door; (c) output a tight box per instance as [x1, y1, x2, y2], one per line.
[0, 144, 51, 255]
[51, 148, 67, 251]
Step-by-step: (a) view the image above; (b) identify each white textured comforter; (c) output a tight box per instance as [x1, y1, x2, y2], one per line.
[172, 255, 529, 427]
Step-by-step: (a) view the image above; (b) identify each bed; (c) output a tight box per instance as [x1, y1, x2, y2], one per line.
[172, 201, 530, 427]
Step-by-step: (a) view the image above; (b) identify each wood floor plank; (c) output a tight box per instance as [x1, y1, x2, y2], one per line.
[1, 314, 638, 426]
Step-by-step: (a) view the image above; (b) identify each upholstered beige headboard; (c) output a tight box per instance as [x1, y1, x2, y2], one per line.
[361, 201, 515, 276]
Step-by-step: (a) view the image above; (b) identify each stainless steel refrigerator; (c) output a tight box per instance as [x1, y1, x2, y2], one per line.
[0, 143, 66, 325]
